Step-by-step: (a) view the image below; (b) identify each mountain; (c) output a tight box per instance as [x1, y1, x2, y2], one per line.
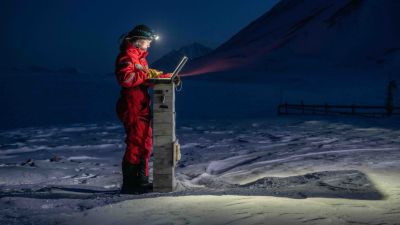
[151, 42, 212, 72]
[183, 0, 400, 76]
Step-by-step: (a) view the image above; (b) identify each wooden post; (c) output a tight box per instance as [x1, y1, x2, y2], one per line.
[152, 81, 181, 192]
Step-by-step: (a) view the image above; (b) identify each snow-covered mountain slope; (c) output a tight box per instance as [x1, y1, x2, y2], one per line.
[151, 42, 212, 72]
[184, 0, 400, 76]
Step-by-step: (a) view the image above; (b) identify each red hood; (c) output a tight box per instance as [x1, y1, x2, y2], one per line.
[121, 39, 149, 58]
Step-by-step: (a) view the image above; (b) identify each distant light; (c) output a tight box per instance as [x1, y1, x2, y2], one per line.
[154, 35, 160, 41]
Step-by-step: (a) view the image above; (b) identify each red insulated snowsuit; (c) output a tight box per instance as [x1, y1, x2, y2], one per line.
[115, 41, 155, 176]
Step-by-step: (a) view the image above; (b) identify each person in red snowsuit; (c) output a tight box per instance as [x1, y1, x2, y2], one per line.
[115, 25, 177, 193]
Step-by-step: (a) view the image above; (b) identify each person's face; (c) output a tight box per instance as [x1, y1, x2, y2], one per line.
[136, 39, 152, 50]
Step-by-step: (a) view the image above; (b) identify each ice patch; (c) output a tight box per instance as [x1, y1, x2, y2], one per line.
[354, 127, 390, 132]
[180, 143, 203, 149]
[41, 204, 54, 209]
[67, 156, 101, 161]
[104, 184, 118, 189]
[61, 127, 96, 132]
[56, 143, 116, 151]
[74, 173, 97, 180]
[179, 126, 193, 131]
[104, 125, 122, 130]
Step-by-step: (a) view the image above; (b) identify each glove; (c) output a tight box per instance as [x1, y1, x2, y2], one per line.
[147, 68, 164, 78]
[158, 73, 172, 78]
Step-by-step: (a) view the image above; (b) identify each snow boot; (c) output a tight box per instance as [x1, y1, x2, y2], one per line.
[120, 160, 152, 194]
[138, 157, 153, 192]
[120, 161, 142, 194]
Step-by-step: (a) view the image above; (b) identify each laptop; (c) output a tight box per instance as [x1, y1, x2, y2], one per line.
[147, 56, 188, 84]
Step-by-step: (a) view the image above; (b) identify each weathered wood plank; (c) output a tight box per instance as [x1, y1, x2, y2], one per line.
[154, 156, 173, 166]
[153, 84, 174, 89]
[153, 174, 176, 191]
[153, 174, 175, 183]
[153, 95, 174, 104]
[153, 123, 174, 131]
[153, 143, 174, 150]
[153, 135, 175, 148]
[153, 112, 175, 124]
[154, 154, 173, 162]
[154, 145, 174, 154]
[153, 127, 174, 134]
[153, 165, 175, 175]
[153, 87, 173, 93]
[153, 103, 175, 112]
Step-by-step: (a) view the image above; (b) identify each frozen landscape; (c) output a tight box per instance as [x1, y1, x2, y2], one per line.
[1, 116, 400, 225]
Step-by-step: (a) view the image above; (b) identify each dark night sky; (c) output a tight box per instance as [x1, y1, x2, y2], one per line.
[1, 0, 279, 73]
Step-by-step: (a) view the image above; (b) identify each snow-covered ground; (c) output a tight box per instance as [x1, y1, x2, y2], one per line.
[1, 116, 400, 225]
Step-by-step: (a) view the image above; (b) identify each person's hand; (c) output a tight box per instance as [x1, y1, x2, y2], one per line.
[158, 73, 172, 78]
[147, 68, 163, 78]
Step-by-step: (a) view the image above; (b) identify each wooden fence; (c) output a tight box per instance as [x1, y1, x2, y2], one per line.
[277, 103, 400, 117]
